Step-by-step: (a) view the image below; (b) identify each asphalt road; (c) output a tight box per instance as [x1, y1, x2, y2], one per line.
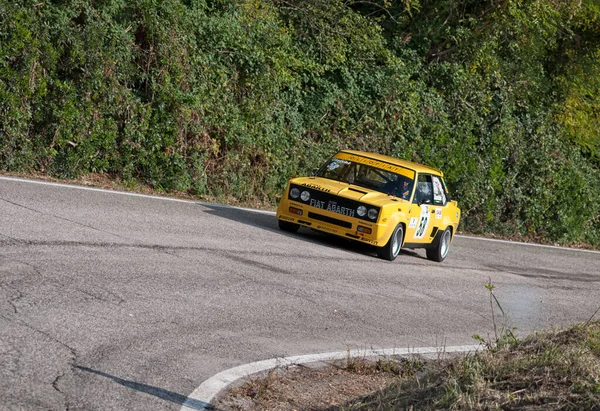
[1, 177, 598, 410]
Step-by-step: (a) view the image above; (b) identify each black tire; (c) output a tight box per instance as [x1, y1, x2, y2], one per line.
[377, 224, 404, 261]
[278, 219, 300, 233]
[426, 227, 452, 262]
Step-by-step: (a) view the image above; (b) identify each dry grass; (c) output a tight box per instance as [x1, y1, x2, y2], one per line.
[214, 322, 600, 411]
[213, 356, 427, 411]
[341, 322, 600, 410]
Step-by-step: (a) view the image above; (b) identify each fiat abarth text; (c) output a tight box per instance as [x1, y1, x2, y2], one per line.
[276, 150, 461, 261]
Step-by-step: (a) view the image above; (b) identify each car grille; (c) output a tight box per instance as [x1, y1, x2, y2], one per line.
[289, 184, 380, 223]
[308, 212, 352, 229]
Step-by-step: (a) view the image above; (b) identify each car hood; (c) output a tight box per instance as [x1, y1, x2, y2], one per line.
[290, 177, 407, 207]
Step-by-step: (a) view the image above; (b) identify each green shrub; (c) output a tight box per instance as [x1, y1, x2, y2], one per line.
[0, 0, 598, 245]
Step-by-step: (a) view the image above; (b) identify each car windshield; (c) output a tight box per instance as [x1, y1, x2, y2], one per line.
[316, 157, 415, 199]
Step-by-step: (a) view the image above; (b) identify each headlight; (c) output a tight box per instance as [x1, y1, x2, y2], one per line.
[357, 205, 367, 217]
[368, 208, 378, 220]
[290, 187, 300, 199]
[300, 190, 311, 202]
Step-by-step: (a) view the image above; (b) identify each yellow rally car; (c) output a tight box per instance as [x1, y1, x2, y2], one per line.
[277, 150, 461, 262]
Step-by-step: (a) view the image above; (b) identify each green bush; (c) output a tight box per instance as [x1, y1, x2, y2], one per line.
[0, 0, 598, 246]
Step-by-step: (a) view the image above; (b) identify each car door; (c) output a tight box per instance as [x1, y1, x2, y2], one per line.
[405, 174, 434, 243]
[430, 174, 448, 230]
[405, 173, 449, 243]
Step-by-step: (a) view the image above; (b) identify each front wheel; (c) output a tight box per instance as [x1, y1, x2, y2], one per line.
[426, 228, 452, 262]
[377, 224, 404, 261]
[278, 219, 300, 233]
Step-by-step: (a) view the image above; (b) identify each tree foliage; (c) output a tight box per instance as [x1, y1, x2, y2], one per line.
[0, 0, 598, 245]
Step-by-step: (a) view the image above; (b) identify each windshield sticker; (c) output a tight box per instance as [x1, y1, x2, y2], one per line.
[414, 204, 430, 239]
[334, 152, 415, 179]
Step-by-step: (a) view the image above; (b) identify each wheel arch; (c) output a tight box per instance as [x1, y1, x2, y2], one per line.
[398, 221, 407, 246]
[427, 224, 453, 249]
[377, 210, 408, 246]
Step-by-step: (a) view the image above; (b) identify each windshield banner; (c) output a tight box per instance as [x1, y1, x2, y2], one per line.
[334, 152, 415, 179]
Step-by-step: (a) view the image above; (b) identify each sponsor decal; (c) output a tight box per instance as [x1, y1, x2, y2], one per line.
[456, 211, 459, 219]
[435, 209, 442, 220]
[302, 183, 331, 193]
[316, 225, 337, 233]
[280, 215, 295, 222]
[335, 152, 415, 179]
[414, 204, 430, 239]
[432, 177, 446, 204]
[309, 198, 355, 217]
[408, 217, 418, 229]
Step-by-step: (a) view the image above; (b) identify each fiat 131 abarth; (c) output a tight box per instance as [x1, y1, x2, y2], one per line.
[276, 150, 461, 262]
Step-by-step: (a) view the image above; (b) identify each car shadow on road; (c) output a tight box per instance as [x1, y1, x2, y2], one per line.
[76, 366, 217, 410]
[197, 203, 425, 261]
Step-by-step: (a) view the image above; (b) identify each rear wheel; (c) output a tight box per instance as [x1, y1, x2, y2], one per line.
[426, 228, 452, 262]
[377, 224, 404, 261]
[278, 219, 300, 233]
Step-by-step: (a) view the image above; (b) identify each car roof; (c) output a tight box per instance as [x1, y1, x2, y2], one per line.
[339, 150, 443, 176]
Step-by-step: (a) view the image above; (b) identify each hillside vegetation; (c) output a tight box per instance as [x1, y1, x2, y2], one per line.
[1, 0, 599, 245]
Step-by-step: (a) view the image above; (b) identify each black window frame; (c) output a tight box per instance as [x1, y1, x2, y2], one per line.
[413, 173, 450, 206]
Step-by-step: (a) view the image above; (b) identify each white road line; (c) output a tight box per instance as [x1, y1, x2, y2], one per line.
[0, 176, 274, 215]
[180, 345, 481, 411]
[1, 176, 598, 252]
[0, 176, 195, 203]
[456, 234, 600, 254]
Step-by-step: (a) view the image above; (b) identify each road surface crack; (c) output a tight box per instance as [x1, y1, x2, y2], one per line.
[7, 288, 24, 314]
[10, 259, 126, 306]
[1, 314, 77, 410]
[0, 281, 25, 314]
[0, 197, 130, 242]
[0, 232, 22, 245]
[52, 372, 72, 411]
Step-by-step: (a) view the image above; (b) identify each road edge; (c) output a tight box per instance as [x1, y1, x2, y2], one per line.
[1, 175, 598, 254]
[180, 344, 481, 411]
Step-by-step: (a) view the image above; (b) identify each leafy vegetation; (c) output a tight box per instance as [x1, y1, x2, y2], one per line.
[214, 322, 600, 410]
[338, 322, 600, 410]
[1, 0, 599, 245]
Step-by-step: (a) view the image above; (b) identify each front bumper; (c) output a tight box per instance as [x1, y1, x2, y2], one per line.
[277, 197, 387, 247]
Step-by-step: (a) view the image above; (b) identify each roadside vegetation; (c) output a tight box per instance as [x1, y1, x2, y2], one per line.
[1, 0, 599, 246]
[215, 322, 600, 410]
[215, 295, 600, 410]
[339, 321, 600, 410]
